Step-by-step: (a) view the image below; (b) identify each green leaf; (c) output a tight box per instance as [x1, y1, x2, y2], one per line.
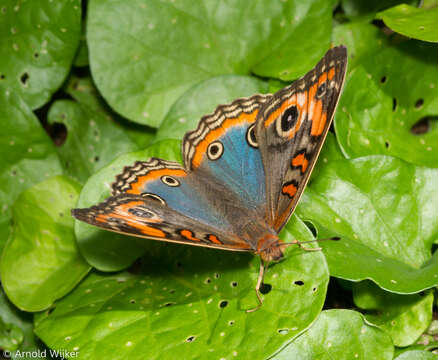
[0, 314, 23, 352]
[296, 155, 438, 293]
[155, 75, 268, 142]
[74, 19, 89, 67]
[0, 0, 81, 109]
[0, 289, 47, 358]
[353, 281, 434, 346]
[47, 100, 139, 183]
[87, 0, 332, 126]
[340, 0, 415, 20]
[65, 75, 156, 149]
[310, 132, 345, 181]
[395, 350, 438, 360]
[36, 216, 328, 360]
[335, 41, 438, 168]
[376, 4, 438, 43]
[74, 140, 182, 271]
[1, 176, 90, 311]
[272, 309, 394, 359]
[332, 22, 390, 71]
[0, 89, 62, 253]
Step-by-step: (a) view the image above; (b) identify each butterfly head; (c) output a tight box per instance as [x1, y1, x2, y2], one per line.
[256, 233, 285, 262]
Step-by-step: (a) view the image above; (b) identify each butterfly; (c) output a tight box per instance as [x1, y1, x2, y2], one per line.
[72, 46, 347, 311]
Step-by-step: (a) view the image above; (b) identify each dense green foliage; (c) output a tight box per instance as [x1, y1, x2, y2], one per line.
[1, 0, 437, 359]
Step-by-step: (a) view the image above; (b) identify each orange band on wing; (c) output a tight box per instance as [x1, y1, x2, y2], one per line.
[96, 213, 166, 238]
[282, 183, 297, 198]
[127, 169, 187, 194]
[207, 234, 222, 244]
[292, 153, 309, 172]
[180, 229, 201, 242]
[328, 67, 335, 80]
[192, 110, 258, 168]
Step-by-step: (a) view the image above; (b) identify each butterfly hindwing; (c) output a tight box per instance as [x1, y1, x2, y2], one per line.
[256, 46, 348, 232]
[72, 193, 251, 251]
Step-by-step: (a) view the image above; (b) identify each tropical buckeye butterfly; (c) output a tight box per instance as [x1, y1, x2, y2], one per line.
[72, 46, 347, 311]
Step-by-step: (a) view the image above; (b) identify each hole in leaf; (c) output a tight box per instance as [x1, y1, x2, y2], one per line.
[0, 73, 5, 80]
[204, 278, 211, 284]
[380, 76, 387, 84]
[303, 221, 317, 237]
[186, 336, 196, 343]
[46, 122, 67, 146]
[411, 116, 437, 135]
[313, 287, 317, 292]
[94, 156, 99, 162]
[294, 280, 304, 286]
[231, 281, 238, 287]
[415, 99, 424, 109]
[392, 98, 397, 112]
[219, 300, 228, 308]
[34, 52, 39, 59]
[228, 320, 235, 326]
[278, 328, 289, 335]
[130, 299, 136, 304]
[385, 141, 390, 149]
[260, 283, 272, 294]
[169, 289, 175, 294]
[11, 170, 17, 176]
[164, 302, 175, 307]
[20, 72, 29, 86]
[214, 273, 219, 279]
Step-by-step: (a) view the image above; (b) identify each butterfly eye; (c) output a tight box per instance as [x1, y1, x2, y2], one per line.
[316, 82, 327, 98]
[141, 192, 166, 205]
[277, 106, 299, 138]
[161, 175, 180, 187]
[246, 124, 258, 148]
[207, 141, 224, 160]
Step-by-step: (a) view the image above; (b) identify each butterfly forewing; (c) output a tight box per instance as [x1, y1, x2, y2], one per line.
[255, 46, 348, 232]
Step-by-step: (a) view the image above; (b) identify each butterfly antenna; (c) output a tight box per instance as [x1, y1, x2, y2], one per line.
[246, 259, 266, 313]
[278, 236, 341, 252]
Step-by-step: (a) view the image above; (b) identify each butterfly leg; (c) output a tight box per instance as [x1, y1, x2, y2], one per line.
[246, 259, 266, 313]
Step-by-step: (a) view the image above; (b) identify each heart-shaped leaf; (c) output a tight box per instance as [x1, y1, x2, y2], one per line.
[1, 176, 90, 311]
[36, 216, 329, 360]
[64, 75, 156, 149]
[376, 4, 438, 43]
[0, 0, 81, 109]
[74, 140, 182, 271]
[0, 89, 62, 252]
[47, 100, 139, 183]
[335, 41, 438, 168]
[353, 281, 434, 346]
[272, 309, 394, 359]
[155, 75, 268, 142]
[87, 0, 333, 126]
[297, 155, 438, 293]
